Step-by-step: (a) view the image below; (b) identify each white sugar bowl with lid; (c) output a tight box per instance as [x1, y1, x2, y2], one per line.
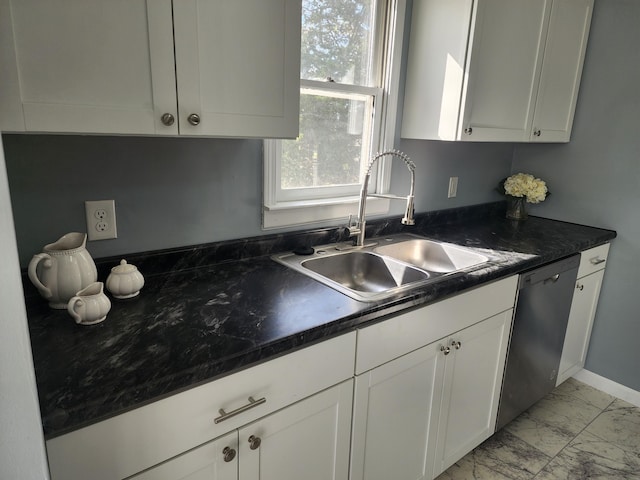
[106, 259, 145, 299]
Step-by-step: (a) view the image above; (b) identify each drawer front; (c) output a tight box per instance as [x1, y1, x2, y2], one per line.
[578, 243, 610, 277]
[355, 276, 518, 374]
[47, 332, 356, 480]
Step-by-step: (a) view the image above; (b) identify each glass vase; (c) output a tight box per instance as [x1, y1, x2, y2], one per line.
[506, 196, 528, 220]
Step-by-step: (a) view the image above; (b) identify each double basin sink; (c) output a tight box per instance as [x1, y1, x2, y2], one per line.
[273, 234, 490, 302]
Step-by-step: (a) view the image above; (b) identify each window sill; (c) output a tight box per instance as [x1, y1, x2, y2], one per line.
[262, 197, 390, 230]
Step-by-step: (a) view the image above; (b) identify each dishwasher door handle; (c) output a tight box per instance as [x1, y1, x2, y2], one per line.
[543, 274, 561, 284]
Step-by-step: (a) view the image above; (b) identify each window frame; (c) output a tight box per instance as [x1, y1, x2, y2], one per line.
[263, 0, 406, 230]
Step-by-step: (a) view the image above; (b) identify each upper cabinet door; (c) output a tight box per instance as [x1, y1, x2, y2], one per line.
[172, 0, 301, 138]
[401, 0, 592, 143]
[531, 0, 593, 143]
[0, 0, 301, 138]
[0, 0, 178, 135]
[400, 0, 475, 141]
[460, 0, 552, 142]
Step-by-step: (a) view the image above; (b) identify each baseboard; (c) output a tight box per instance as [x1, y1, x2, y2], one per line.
[573, 369, 640, 407]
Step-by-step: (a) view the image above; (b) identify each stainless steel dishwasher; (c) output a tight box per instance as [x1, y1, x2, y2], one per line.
[496, 254, 580, 431]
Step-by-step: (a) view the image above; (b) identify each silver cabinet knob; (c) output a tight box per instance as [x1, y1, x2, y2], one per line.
[576, 282, 584, 291]
[464, 127, 473, 135]
[222, 447, 236, 462]
[248, 435, 262, 450]
[188, 113, 201, 126]
[440, 345, 451, 356]
[161, 113, 175, 126]
[451, 340, 462, 350]
[533, 128, 541, 137]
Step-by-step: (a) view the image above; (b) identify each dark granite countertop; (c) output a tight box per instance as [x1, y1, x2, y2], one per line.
[24, 202, 616, 439]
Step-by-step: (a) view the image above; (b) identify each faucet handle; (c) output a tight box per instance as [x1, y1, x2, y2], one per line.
[345, 214, 362, 241]
[401, 196, 416, 226]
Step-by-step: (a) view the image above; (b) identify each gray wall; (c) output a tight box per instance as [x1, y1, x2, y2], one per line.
[4, 135, 265, 263]
[3, 134, 513, 266]
[512, 0, 640, 391]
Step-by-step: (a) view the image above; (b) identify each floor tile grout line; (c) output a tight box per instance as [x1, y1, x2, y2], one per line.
[439, 379, 631, 479]
[529, 394, 618, 479]
[509, 382, 619, 479]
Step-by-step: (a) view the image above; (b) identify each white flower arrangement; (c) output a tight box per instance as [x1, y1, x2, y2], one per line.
[499, 173, 548, 204]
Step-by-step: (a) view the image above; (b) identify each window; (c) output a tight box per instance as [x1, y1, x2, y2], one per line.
[263, 0, 406, 228]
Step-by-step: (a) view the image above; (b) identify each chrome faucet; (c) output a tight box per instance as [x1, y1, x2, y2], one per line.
[347, 150, 416, 247]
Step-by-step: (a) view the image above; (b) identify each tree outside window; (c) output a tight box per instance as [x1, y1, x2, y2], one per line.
[280, 0, 380, 194]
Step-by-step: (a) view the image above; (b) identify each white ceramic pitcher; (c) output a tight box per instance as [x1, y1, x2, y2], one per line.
[67, 282, 111, 325]
[28, 232, 98, 309]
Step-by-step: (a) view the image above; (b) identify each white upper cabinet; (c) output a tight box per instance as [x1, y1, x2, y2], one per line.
[401, 0, 593, 143]
[0, 0, 301, 138]
[173, 1, 301, 138]
[0, 0, 176, 135]
[531, 0, 594, 142]
[459, 0, 552, 142]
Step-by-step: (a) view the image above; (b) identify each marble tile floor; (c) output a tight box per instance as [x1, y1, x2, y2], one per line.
[437, 378, 640, 479]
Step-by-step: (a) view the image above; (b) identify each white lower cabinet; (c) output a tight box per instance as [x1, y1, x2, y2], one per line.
[46, 332, 356, 480]
[129, 431, 238, 480]
[130, 380, 353, 480]
[350, 276, 518, 480]
[350, 342, 443, 480]
[237, 380, 353, 480]
[557, 243, 610, 385]
[45, 276, 521, 480]
[432, 311, 512, 477]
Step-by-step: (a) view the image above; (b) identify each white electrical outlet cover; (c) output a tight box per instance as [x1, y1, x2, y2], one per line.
[448, 177, 459, 198]
[85, 200, 117, 241]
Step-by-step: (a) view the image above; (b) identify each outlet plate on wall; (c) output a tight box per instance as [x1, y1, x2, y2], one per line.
[85, 200, 117, 241]
[448, 177, 458, 198]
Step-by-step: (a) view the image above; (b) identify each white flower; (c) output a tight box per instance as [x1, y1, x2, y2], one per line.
[503, 173, 548, 203]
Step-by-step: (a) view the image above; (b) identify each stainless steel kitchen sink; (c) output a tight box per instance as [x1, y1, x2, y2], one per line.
[303, 251, 429, 294]
[374, 238, 489, 273]
[273, 234, 490, 302]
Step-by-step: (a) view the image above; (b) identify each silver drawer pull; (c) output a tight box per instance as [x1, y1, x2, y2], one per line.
[214, 396, 266, 424]
[590, 257, 606, 265]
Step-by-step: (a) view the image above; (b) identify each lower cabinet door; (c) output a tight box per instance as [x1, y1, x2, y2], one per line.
[350, 342, 445, 480]
[557, 269, 605, 385]
[129, 431, 238, 480]
[238, 380, 353, 480]
[433, 310, 513, 476]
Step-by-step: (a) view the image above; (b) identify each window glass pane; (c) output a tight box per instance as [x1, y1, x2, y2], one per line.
[301, 0, 377, 86]
[281, 90, 373, 190]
